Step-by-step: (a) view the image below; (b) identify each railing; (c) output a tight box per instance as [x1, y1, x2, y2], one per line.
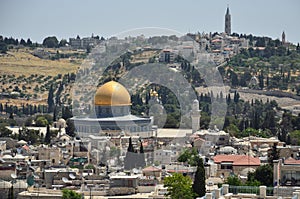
[228, 185, 298, 197]
[229, 185, 260, 195]
[266, 187, 274, 196]
[211, 190, 216, 199]
[220, 187, 223, 195]
[274, 186, 295, 197]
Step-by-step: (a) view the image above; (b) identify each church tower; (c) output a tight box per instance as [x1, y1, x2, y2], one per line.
[225, 6, 231, 35]
[191, 99, 201, 133]
[282, 31, 286, 45]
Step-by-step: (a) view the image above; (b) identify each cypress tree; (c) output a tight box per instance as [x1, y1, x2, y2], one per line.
[8, 185, 14, 199]
[47, 84, 54, 113]
[65, 119, 75, 137]
[44, 124, 51, 144]
[268, 143, 279, 166]
[139, 141, 146, 168]
[53, 106, 57, 121]
[140, 141, 144, 153]
[62, 106, 73, 120]
[227, 94, 231, 104]
[127, 137, 134, 152]
[192, 158, 206, 198]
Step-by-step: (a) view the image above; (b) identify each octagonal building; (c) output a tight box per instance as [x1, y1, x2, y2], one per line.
[72, 81, 153, 138]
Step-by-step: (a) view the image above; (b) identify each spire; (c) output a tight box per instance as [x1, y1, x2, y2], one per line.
[282, 31, 286, 44]
[225, 5, 231, 35]
[226, 5, 230, 15]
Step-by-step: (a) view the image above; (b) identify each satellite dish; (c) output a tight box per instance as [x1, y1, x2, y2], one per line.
[33, 174, 39, 179]
[62, 177, 69, 183]
[11, 173, 17, 179]
[69, 173, 76, 180]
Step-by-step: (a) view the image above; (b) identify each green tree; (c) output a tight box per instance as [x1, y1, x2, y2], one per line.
[62, 106, 73, 120]
[231, 71, 239, 87]
[43, 36, 59, 48]
[178, 148, 200, 166]
[65, 119, 75, 137]
[26, 38, 32, 46]
[0, 42, 8, 53]
[59, 39, 68, 47]
[164, 173, 195, 199]
[0, 123, 13, 137]
[192, 158, 206, 197]
[139, 141, 146, 168]
[140, 141, 144, 153]
[44, 124, 51, 144]
[20, 38, 26, 45]
[233, 91, 240, 103]
[268, 143, 279, 165]
[226, 175, 243, 186]
[225, 124, 240, 137]
[127, 137, 134, 152]
[8, 185, 14, 199]
[254, 165, 273, 187]
[35, 116, 49, 127]
[289, 130, 300, 145]
[259, 70, 264, 89]
[47, 84, 54, 113]
[62, 189, 82, 199]
[85, 164, 95, 170]
[246, 172, 261, 186]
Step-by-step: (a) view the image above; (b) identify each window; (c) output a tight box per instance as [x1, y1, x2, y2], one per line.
[221, 164, 232, 170]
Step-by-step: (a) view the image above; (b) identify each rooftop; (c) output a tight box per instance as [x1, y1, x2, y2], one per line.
[156, 128, 192, 138]
[142, 166, 162, 172]
[284, 157, 300, 165]
[213, 154, 260, 166]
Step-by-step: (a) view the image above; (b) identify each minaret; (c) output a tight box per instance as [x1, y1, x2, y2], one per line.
[282, 31, 286, 45]
[225, 6, 231, 35]
[191, 99, 201, 133]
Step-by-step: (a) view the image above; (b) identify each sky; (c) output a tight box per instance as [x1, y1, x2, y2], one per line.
[1, 0, 299, 44]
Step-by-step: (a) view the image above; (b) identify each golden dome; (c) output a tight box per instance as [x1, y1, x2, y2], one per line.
[94, 81, 131, 106]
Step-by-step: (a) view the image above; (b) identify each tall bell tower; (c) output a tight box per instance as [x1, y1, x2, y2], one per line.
[282, 31, 286, 45]
[225, 6, 231, 35]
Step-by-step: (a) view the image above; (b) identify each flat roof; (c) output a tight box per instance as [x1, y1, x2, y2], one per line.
[156, 128, 192, 138]
[110, 175, 140, 179]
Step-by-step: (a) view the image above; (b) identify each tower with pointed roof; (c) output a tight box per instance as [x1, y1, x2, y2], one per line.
[282, 31, 286, 45]
[225, 6, 231, 35]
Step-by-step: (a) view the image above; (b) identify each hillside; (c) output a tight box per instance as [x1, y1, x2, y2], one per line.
[0, 48, 81, 76]
[0, 48, 83, 106]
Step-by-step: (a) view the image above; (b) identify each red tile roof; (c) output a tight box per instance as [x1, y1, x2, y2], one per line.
[213, 155, 260, 166]
[284, 157, 300, 165]
[167, 170, 192, 173]
[142, 166, 162, 172]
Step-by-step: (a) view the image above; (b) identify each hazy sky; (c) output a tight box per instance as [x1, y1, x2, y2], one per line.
[1, 0, 299, 44]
